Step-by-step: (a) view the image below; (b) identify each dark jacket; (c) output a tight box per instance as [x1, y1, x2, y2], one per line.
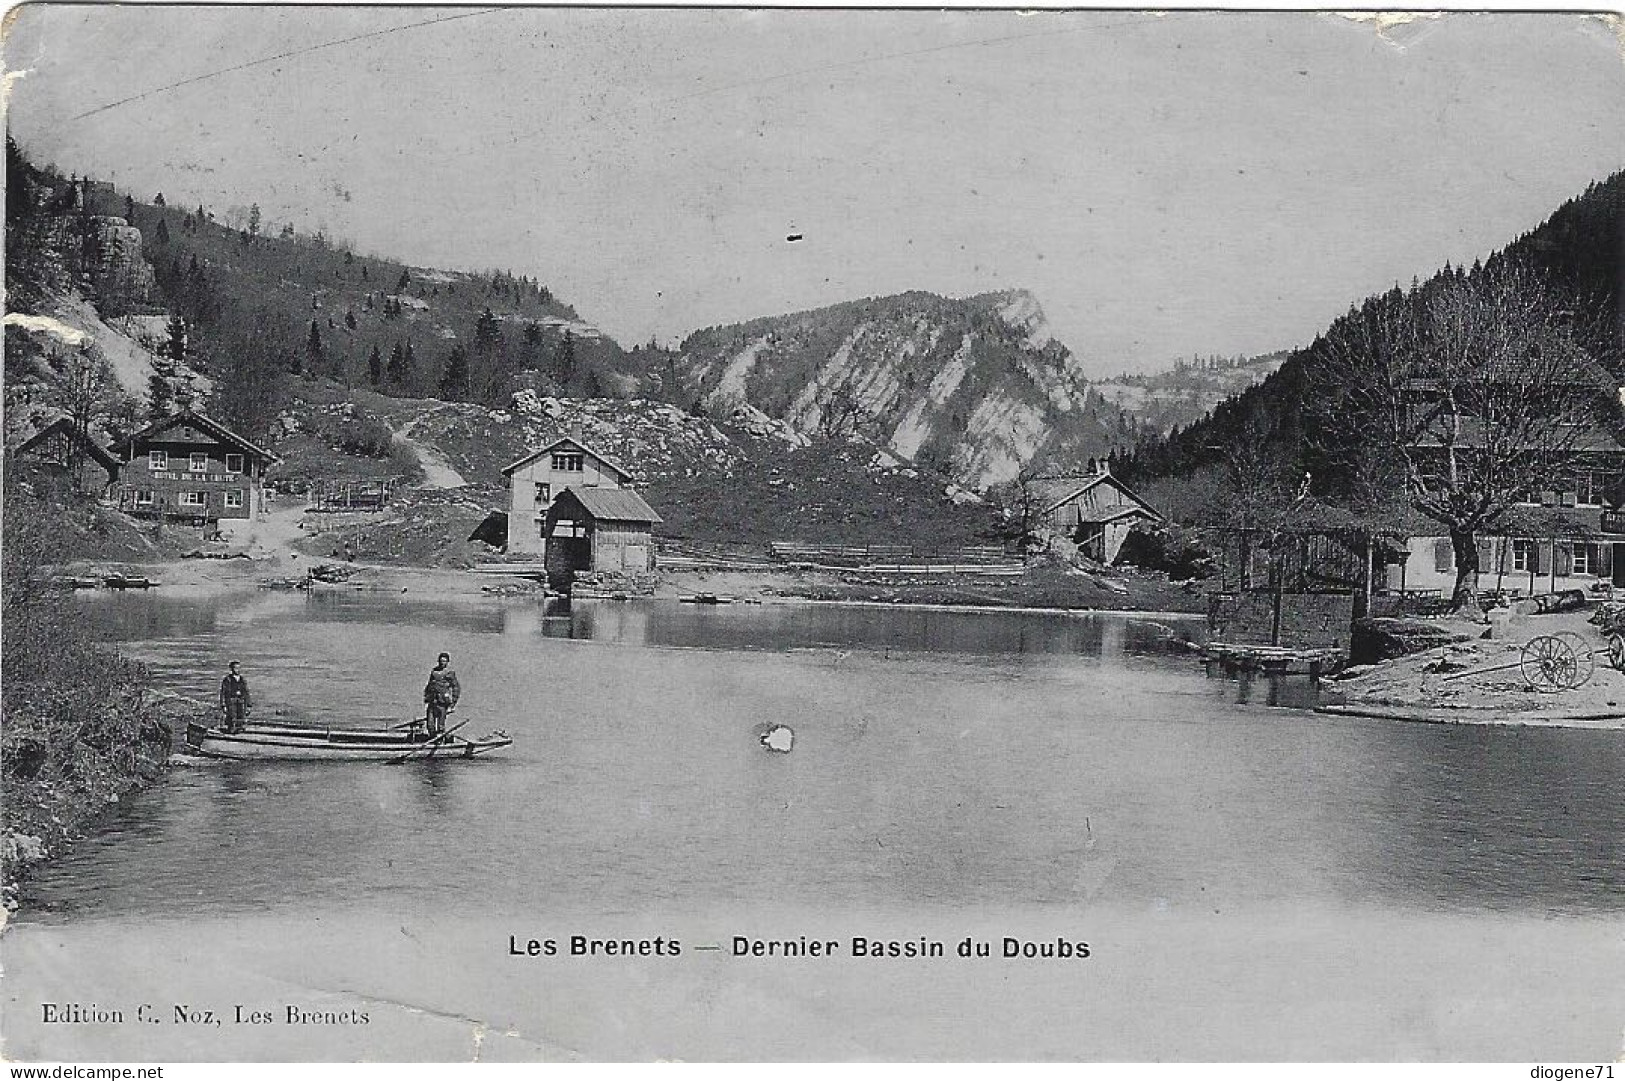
[424, 667, 460, 707]
[219, 673, 252, 709]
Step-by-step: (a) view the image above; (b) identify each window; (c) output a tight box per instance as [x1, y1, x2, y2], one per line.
[223, 490, 244, 509]
[178, 491, 207, 508]
[189, 452, 208, 473]
[534, 482, 551, 505]
[148, 450, 168, 471]
[1511, 540, 1535, 573]
[135, 489, 154, 506]
[1572, 544, 1592, 576]
[551, 452, 584, 472]
[225, 453, 244, 474]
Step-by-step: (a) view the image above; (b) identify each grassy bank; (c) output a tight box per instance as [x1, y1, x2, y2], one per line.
[1, 486, 192, 908]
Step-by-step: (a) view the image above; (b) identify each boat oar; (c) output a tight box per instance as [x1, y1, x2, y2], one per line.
[391, 705, 456, 731]
[386, 719, 468, 764]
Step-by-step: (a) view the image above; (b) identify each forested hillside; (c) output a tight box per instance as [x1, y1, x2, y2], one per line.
[4, 139, 629, 447]
[2, 140, 1002, 554]
[1090, 351, 1291, 434]
[1118, 170, 1625, 519]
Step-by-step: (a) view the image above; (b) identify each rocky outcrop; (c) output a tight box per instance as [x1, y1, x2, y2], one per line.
[670, 289, 1147, 491]
[92, 216, 157, 311]
[1350, 616, 1477, 665]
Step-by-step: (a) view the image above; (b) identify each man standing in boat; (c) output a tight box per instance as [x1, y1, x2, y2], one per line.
[219, 661, 252, 733]
[423, 652, 461, 737]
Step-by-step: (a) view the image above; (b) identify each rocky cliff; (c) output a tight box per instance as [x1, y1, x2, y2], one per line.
[669, 289, 1146, 490]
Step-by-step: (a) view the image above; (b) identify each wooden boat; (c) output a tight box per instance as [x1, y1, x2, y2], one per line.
[183, 719, 512, 762]
[104, 573, 157, 589]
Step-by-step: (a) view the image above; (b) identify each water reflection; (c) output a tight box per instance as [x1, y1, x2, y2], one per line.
[34, 587, 1619, 926]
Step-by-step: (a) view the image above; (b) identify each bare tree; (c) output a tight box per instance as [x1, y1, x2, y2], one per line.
[1310, 261, 1611, 613]
[984, 434, 1055, 551]
[1218, 417, 1297, 535]
[813, 371, 900, 442]
[56, 343, 115, 492]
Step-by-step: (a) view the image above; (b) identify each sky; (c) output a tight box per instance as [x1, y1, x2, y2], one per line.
[5, 6, 1624, 373]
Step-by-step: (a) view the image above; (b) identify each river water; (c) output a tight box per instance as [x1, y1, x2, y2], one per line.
[3, 589, 1622, 1061]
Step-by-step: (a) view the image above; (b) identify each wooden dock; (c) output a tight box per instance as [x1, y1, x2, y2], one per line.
[1202, 641, 1346, 676]
[473, 562, 548, 576]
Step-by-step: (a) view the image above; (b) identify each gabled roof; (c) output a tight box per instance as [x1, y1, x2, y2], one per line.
[553, 486, 662, 524]
[14, 416, 121, 470]
[1072, 504, 1157, 526]
[1039, 472, 1163, 522]
[501, 435, 633, 480]
[123, 409, 278, 464]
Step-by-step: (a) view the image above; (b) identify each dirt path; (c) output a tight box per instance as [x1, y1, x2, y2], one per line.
[229, 498, 313, 562]
[394, 412, 467, 489]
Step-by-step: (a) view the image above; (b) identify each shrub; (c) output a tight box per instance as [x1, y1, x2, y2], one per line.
[1115, 523, 1215, 580]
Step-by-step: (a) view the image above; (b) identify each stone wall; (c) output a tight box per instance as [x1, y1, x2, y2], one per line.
[571, 569, 658, 597]
[1207, 592, 1356, 649]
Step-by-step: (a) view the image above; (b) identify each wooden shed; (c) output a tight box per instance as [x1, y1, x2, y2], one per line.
[11, 416, 121, 494]
[544, 487, 663, 582]
[1034, 463, 1163, 564]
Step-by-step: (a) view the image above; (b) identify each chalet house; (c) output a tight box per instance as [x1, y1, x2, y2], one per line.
[111, 409, 278, 527]
[544, 487, 663, 581]
[1032, 460, 1163, 564]
[11, 416, 121, 494]
[500, 436, 635, 556]
[1392, 360, 1625, 596]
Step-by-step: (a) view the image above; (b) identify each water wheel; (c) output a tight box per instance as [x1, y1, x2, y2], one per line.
[1518, 634, 1586, 692]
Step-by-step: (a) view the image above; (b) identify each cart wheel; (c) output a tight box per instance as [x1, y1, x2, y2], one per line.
[1609, 632, 1625, 672]
[1555, 631, 1597, 689]
[1519, 634, 1578, 693]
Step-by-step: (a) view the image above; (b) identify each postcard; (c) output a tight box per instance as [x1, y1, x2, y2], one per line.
[3, 5, 1622, 1064]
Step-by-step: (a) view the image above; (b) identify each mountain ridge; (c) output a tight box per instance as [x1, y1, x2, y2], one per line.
[665, 287, 1147, 490]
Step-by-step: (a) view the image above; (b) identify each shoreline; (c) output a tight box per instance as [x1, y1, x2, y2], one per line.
[1315, 703, 1625, 730]
[53, 554, 1625, 738]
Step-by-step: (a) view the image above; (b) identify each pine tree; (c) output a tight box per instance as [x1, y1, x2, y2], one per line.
[147, 363, 173, 420]
[397, 270, 410, 292]
[153, 192, 165, 207]
[248, 203, 261, 239]
[367, 344, 383, 386]
[553, 331, 577, 390]
[124, 194, 135, 220]
[307, 321, 323, 370]
[439, 344, 469, 400]
[519, 322, 546, 370]
[386, 342, 407, 385]
[474, 307, 501, 353]
[154, 218, 170, 246]
[166, 314, 187, 367]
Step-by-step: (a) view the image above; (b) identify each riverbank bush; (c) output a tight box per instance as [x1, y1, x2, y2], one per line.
[1, 484, 173, 904]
